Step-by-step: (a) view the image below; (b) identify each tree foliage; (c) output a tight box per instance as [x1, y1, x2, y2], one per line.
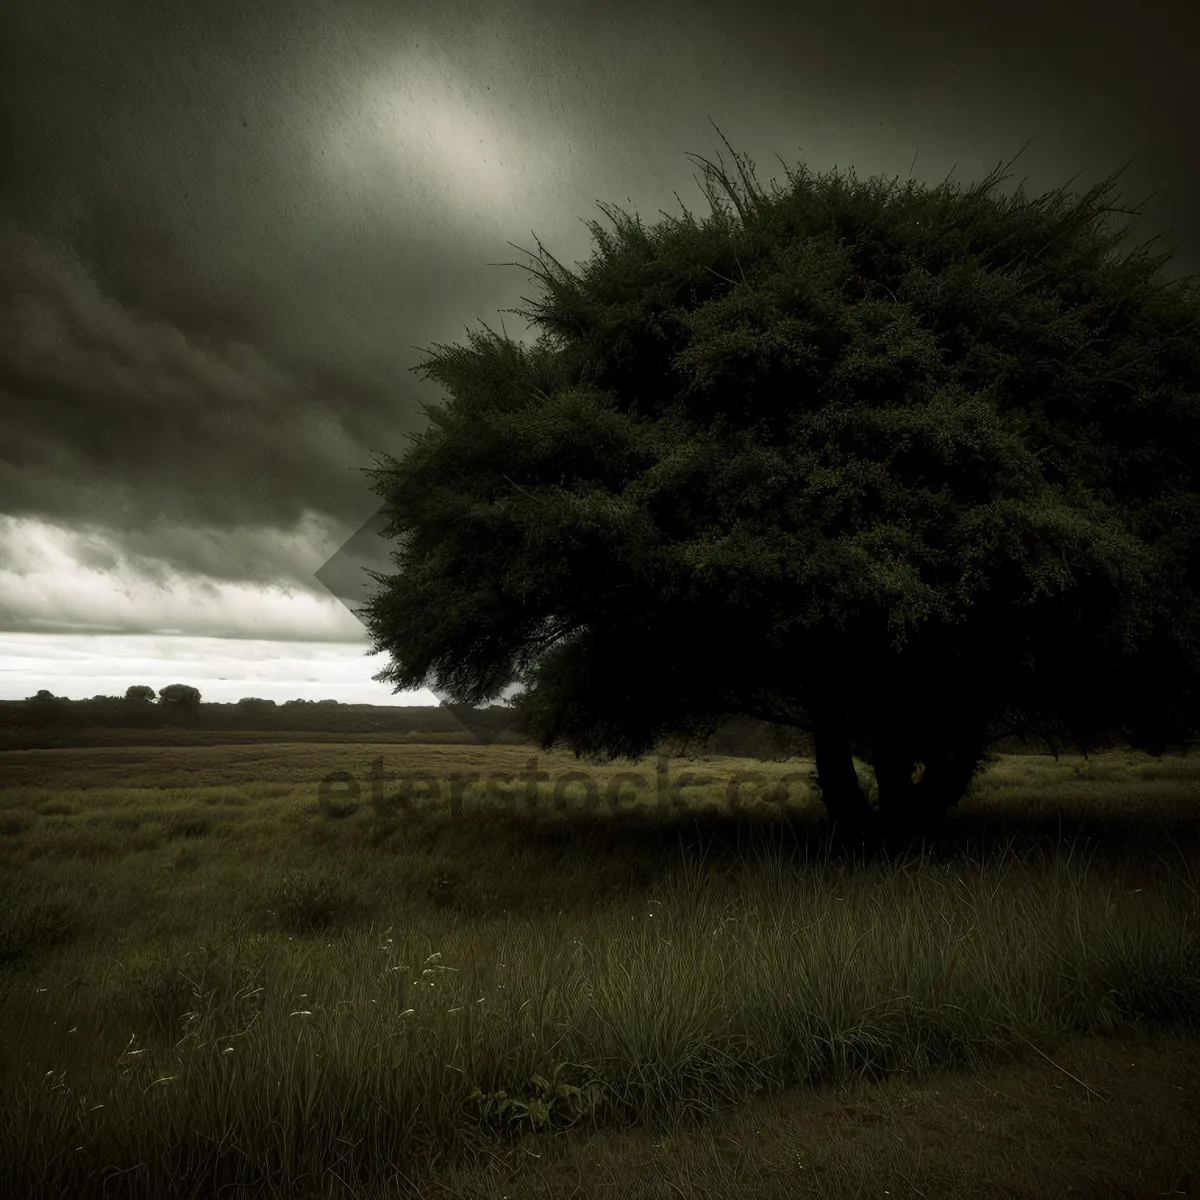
[157, 683, 202, 711]
[354, 119, 1200, 851]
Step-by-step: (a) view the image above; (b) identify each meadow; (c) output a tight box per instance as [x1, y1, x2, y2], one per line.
[0, 735, 1198, 1198]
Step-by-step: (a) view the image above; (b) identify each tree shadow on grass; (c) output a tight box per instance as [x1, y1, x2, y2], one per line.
[478, 800, 1200, 881]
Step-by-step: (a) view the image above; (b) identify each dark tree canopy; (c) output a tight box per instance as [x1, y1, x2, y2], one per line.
[157, 683, 202, 711]
[355, 119, 1200, 852]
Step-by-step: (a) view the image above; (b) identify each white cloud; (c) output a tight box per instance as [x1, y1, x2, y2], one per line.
[0, 632, 437, 705]
[0, 511, 437, 704]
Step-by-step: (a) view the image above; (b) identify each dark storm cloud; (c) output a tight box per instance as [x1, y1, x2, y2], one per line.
[1, 0, 1196, 643]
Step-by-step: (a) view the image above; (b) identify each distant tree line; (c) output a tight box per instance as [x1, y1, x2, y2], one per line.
[6, 685, 353, 730]
[0, 685, 517, 744]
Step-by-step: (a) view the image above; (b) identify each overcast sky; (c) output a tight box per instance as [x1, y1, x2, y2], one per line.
[2, 0, 1196, 707]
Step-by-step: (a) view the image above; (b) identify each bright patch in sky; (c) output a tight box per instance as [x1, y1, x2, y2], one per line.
[0, 513, 431, 704]
[0, 631, 434, 706]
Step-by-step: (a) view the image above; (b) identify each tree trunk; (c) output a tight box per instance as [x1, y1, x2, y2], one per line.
[871, 718, 992, 851]
[809, 710, 881, 856]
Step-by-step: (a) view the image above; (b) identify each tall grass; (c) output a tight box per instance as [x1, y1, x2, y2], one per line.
[0, 745, 1196, 1198]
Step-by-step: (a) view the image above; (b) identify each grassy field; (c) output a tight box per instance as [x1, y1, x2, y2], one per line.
[0, 736, 1197, 1198]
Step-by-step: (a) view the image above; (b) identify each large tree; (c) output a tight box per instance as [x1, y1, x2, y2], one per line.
[157, 683, 202, 713]
[354, 121, 1200, 853]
